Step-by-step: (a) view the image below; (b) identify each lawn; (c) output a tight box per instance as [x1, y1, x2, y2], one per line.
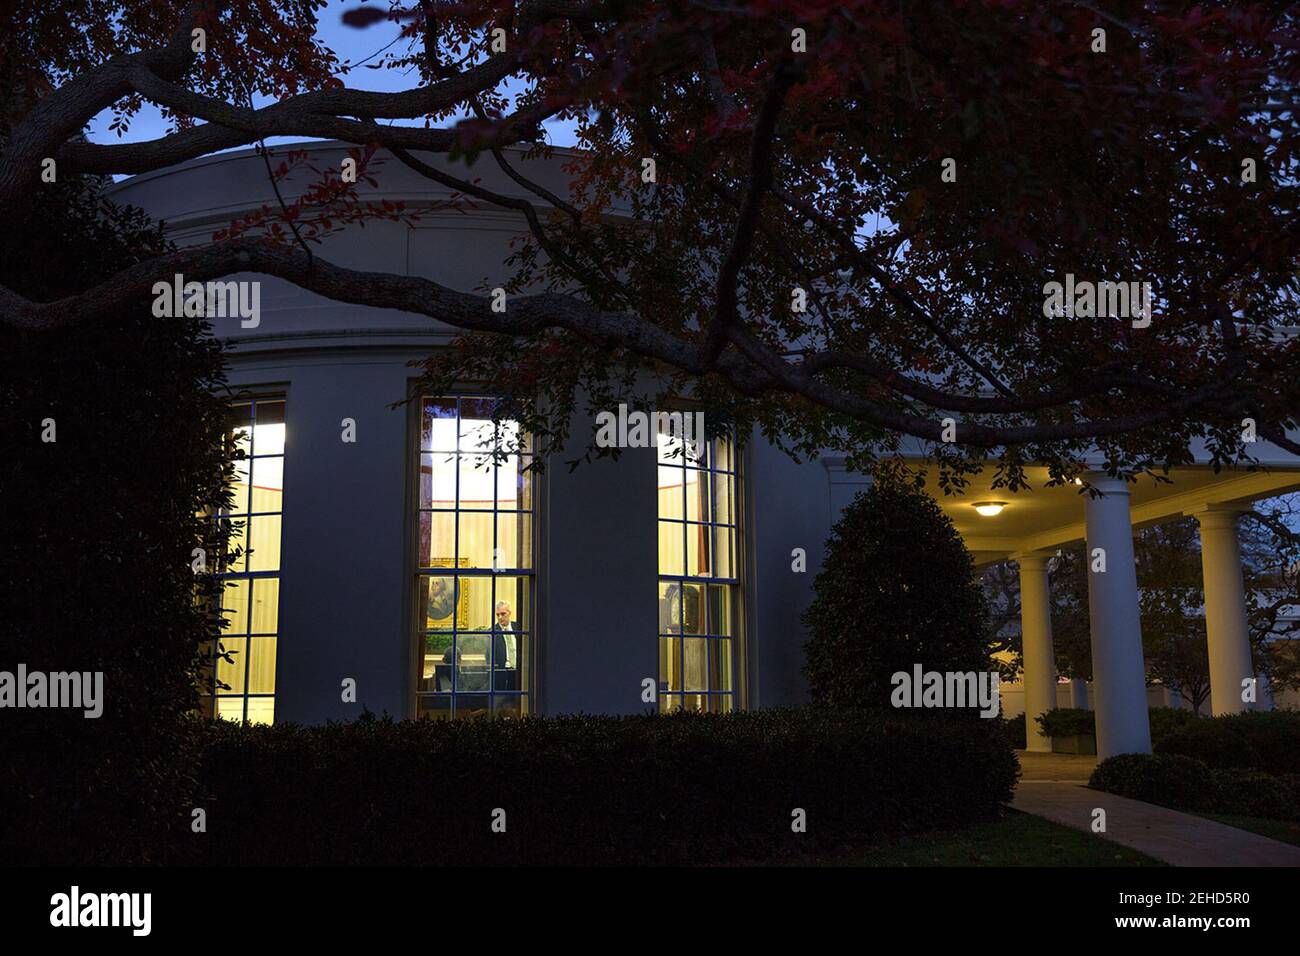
[821, 810, 1165, 866]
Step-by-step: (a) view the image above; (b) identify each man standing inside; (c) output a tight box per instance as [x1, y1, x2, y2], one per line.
[492, 600, 519, 692]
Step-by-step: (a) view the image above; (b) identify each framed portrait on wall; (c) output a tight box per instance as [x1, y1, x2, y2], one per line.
[426, 557, 471, 629]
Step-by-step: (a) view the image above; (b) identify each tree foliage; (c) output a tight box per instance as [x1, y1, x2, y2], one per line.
[0, 173, 234, 863]
[0, 1, 1297, 482]
[803, 480, 993, 708]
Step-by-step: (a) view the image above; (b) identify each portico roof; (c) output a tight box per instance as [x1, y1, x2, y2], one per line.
[920, 462, 1300, 566]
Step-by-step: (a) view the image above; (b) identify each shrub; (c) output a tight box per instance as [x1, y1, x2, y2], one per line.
[1147, 706, 1198, 745]
[182, 709, 1018, 865]
[0, 177, 233, 864]
[1155, 710, 1300, 777]
[803, 481, 992, 710]
[1088, 753, 1220, 812]
[1090, 753, 1300, 822]
[1154, 720, 1261, 772]
[1035, 707, 1095, 738]
[1001, 713, 1027, 749]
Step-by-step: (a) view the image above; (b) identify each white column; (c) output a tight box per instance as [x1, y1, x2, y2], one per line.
[1193, 508, 1255, 716]
[1015, 552, 1057, 752]
[1069, 678, 1089, 709]
[1084, 475, 1152, 758]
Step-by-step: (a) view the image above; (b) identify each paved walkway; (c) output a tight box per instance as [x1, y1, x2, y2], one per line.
[1011, 751, 1300, 866]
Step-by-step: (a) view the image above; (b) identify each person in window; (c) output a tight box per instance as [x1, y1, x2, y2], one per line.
[492, 600, 519, 692]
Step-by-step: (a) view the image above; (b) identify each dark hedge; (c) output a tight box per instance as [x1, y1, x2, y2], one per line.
[1153, 710, 1300, 777]
[182, 709, 1019, 865]
[1089, 753, 1300, 822]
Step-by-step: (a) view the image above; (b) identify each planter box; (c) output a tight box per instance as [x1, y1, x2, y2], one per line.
[1052, 734, 1097, 755]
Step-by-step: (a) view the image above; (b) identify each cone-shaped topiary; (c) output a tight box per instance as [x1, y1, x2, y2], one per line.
[803, 480, 994, 709]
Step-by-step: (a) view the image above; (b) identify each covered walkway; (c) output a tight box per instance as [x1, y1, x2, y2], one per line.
[912, 454, 1300, 759]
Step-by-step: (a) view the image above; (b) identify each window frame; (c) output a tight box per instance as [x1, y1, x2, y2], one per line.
[204, 391, 287, 725]
[656, 423, 747, 713]
[408, 392, 539, 720]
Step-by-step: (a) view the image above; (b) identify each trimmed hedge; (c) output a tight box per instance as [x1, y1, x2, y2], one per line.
[1001, 713, 1027, 749]
[1089, 753, 1300, 823]
[1147, 706, 1198, 743]
[186, 709, 1018, 865]
[1154, 711, 1300, 777]
[1035, 708, 1095, 738]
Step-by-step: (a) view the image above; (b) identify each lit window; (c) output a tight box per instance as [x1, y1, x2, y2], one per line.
[415, 396, 534, 719]
[657, 420, 741, 712]
[203, 398, 285, 725]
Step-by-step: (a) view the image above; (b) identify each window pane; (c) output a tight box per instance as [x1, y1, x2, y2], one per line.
[494, 512, 532, 570]
[247, 637, 277, 694]
[658, 467, 685, 521]
[707, 585, 732, 637]
[458, 398, 497, 449]
[216, 697, 245, 722]
[683, 638, 707, 691]
[423, 398, 458, 451]
[222, 518, 248, 574]
[253, 401, 286, 456]
[686, 522, 711, 577]
[685, 469, 710, 522]
[222, 578, 250, 635]
[245, 698, 275, 725]
[714, 473, 734, 526]
[250, 578, 279, 634]
[493, 696, 527, 718]
[420, 575, 460, 630]
[420, 453, 457, 509]
[713, 438, 734, 472]
[227, 458, 250, 515]
[713, 527, 734, 579]
[681, 583, 705, 634]
[456, 695, 491, 719]
[457, 512, 495, 568]
[217, 638, 246, 695]
[660, 637, 681, 691]
[659, 524, 685, 577]
[494, 577, 532, 632]
[458, 455, 495, 509]
[248, 515, 282, 572]
[460, 575, 495, 631]
[419, 511, 456, 567]
[417, 695, 452, 720]
[710, 639, 732, 692]
[659, 581, 682, 633]
[495, 456, 523, 509]
[250, 456, 283, 513]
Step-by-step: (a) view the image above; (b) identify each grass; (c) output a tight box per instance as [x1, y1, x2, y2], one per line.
[1191, 813, 1300, 848]
[820, 810, 1165, 866]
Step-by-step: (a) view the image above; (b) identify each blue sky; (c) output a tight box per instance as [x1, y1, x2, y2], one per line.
[86, 0, 579, 158]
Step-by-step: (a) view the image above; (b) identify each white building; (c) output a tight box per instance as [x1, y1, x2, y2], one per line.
[111, 142, 1300, 760]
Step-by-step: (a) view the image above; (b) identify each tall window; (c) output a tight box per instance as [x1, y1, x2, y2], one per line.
[656, 421, 741, 712]
[415, 396, 534, 719]
[206, 398, 285, 724]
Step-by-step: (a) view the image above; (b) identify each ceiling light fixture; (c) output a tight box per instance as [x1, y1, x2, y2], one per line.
[973, 501, 1007, 517]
